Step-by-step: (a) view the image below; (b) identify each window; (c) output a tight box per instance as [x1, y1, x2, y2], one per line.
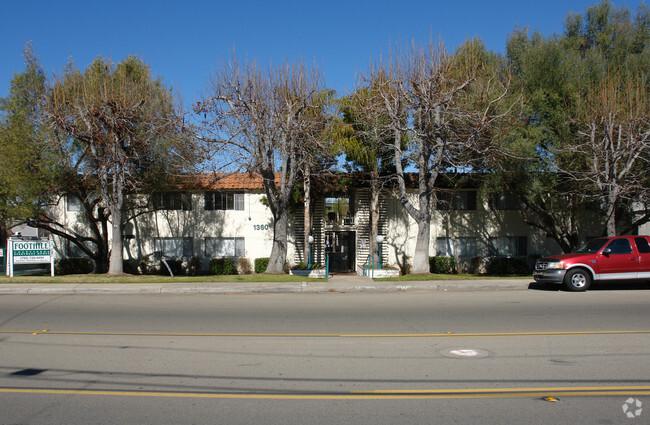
[577, 238, 608, 253]
[205, 237, 245, 257]
[436, 191, 477, 211]
[152, 192, 192, 211]
[204, 192, 244, 211]
[436, 237, 454, 257]
[489, 193, 520, 210]
[325, 195, 354, 225]
[436, 237, 477, 257]
[635, 237, 650, 254]
[66, 195, 82, 212]
[489, 236, 527, 257]
[154, 237, 193, 257]
[605, 238, 632, 255]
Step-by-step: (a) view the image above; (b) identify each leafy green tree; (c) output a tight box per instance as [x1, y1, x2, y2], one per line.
[295, 89, 338, 264]
[500, 1, 649, 248]
[336, 85, 397, 267]
[0, 45, 52, 248]
[0, 46, 115, 273]
[499, 29, 586, 252]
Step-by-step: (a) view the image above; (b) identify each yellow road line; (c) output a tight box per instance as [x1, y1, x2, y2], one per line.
[1, 386, 649, 400]
[355, 385, 650, 394]
[1, 330, 650, 338]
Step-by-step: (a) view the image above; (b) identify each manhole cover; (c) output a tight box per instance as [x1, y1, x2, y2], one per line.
[450, 349, 479, 357]
[441, 348, 491, 359]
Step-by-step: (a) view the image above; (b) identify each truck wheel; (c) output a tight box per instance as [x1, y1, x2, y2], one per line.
[563, 268, 591, 291]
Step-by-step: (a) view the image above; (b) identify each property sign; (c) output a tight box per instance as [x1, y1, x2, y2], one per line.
[6, 238, 54, 277]
[12, 241, 51, 264]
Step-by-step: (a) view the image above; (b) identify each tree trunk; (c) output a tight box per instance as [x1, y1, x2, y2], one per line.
[411, 215, 431, 274]
[107, 170, 125, 275]
[369, 177, 380, 266]
[108, 207, 124, 275]
[603, 187, 620, 237]
[94, 250, 109, 274]
[605, 206, 617, 237]
[303, 165, 311, 263]
[266, 207, 289, 273]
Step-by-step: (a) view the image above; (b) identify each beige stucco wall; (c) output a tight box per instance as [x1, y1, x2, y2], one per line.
[383, 190, 603, 272]
[49, 187, 610, 273]
[49, 192, 276, 270]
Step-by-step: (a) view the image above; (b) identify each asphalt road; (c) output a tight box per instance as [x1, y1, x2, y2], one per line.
[0, 289, 649, 424]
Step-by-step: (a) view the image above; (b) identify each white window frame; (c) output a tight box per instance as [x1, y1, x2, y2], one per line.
[436, 237, 477, 257]
[489, 193, 520, 210]
[153, 237, 193, 257]
[436, 191, 477, 211]
[66, 194, 83, 212]
[152, 192, 192, 211]
[489, 236, 527, 257]
[204, 192, 245, 211]
[205, 237, 245, 258]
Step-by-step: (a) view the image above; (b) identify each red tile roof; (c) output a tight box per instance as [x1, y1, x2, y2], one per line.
[181, 173, 281, 190]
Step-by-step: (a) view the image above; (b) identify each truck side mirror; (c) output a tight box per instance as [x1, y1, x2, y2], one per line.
[602, 248, 612, 256]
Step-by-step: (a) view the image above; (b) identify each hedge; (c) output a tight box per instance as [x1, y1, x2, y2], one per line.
[56, 257, 94, 275]
[485, 257, 529, 275]
[254, 257, 270, 273]
[429, 256, 456, 274]
[209, 258, 236, 275]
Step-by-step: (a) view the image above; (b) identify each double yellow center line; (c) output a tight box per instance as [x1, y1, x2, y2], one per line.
[1, 386, 649, 400]
[2, 329, 650, 337]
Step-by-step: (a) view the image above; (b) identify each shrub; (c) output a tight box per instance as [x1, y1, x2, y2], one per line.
[209, 258, 236, 275]
[469, 257, 485, 274]
[292, 261, 322, 270]
[122, 259, 139, 275]
[255, 257, 270, 273]
[485, 257, 529, 275]
[429, 256, 456, 274]
[187, 256, 202, 276]
[400, 254, 412, 275]
[56, 257, 94, 275]
[139, 254, 161, 275]
[162, 258, 184, 276]
[237, 257, 252, 275]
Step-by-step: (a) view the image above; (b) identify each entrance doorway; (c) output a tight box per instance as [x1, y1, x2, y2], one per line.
[325, 231, 356, 273]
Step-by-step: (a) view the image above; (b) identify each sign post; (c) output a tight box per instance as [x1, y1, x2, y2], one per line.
[7, 237, 54, 277]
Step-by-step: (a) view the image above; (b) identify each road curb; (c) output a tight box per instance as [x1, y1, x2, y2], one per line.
[0, 279, 534, 294]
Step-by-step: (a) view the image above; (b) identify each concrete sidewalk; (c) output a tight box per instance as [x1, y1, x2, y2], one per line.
[0, 275, 535, 294]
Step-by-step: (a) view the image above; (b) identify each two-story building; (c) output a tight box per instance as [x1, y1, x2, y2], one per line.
[48, 172, 636, 274]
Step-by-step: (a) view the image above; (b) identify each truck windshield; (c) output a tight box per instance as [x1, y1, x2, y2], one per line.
[575, 238, 608, 254]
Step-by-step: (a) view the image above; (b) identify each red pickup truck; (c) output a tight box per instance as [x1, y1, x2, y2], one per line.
[533, 235, 650, 291]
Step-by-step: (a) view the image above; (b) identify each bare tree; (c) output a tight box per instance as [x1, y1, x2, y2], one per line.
[567, 69, 650, 236]
[197, 56, 326, 273]
[366, 40, 513, 274]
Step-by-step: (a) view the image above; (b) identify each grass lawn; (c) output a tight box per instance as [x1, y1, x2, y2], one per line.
[0, 272, 532, 284]
[374, 273, 533, 281]
[0, 273, 326, 284]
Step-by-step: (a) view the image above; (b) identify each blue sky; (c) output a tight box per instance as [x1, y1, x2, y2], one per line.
[1, 0, 646, 103]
